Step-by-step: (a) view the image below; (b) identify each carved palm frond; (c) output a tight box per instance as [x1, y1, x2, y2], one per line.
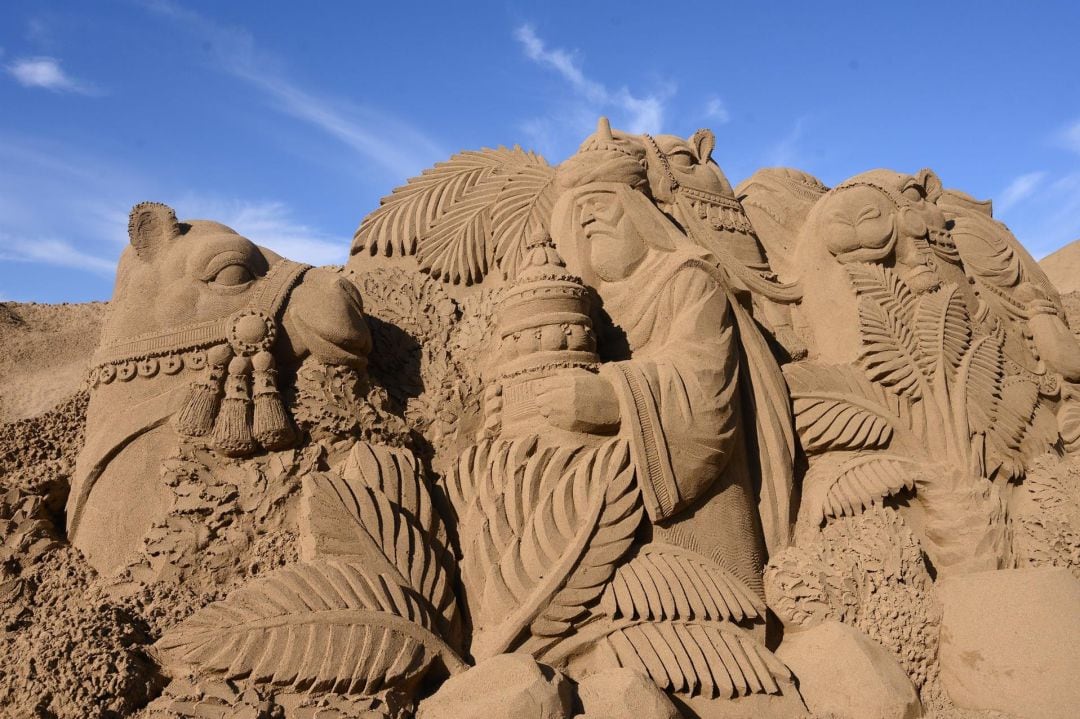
[300, 444, 458, 636]
[599, 543, 765, 624]
[352, 147, 555, 285]
[603, 621, 790, 698]
[154, 562, 463, 695]
[805, 453, 919, 523]
[415, 172, 501, 284]
[491, 161, 557, 280]
[783, 362, 913, 454]
[452, 435, 644, 659]
[915, 284, 971, 383]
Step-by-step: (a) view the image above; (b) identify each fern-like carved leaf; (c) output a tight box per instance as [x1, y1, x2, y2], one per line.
[915, 284, 971, 382]
[300, 444, 458, 636]
[847, 263, 916, 327]
[857, 294, 927, 399]
[957, 333, 1005, 437]
[458, 436, 643, 660]
[351, 147, 554, 285]
[603, 621, 790, 698]
[783, 362, 912, 453]
[599, 543, 765, 624]
[154, 562, 464, 695]
[846, 263, 928, 399]
[807, 454, 919, 523]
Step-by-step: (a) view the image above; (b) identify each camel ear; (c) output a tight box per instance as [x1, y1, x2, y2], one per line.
[690, 128, 715, 163]
[917, 168, 943, 202]
[128, 202, 180, 260]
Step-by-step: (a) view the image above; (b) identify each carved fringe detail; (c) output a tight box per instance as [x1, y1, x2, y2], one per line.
[251, 350, 294, 450]
[213, 356, 256, 457]
[175, 356, 228, 437]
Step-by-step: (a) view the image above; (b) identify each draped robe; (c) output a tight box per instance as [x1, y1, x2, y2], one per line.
[595, 247, 769, 596]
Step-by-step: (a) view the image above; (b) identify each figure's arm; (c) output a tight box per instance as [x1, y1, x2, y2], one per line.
[1018, 282, 1080, 382]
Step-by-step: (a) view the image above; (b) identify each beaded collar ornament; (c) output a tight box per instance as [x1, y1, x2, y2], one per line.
[88, 259, 311, 457]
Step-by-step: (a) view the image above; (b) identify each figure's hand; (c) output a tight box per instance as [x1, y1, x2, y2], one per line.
[535, 369, 620, 434]
[1015, 281, 1058, 318]
[477, 383, 502, 441]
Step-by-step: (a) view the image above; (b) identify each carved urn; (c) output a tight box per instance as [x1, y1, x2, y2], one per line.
[495, 232, 599, 435]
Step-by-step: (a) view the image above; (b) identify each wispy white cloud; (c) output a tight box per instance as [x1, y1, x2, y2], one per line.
[0, 233, 116, 275]
[177, 197, 347, 266]
[513, 24, 668, 136]
[143, 0, 444, 181]
[0, 131, 349, 286]
[765, 118, 806, 167]
[0, 135, 140, 285]
[5, 56, 97, 94]
[704, 96, 730, 124]
[995, 171, 1080, 259]
[996, 171, 1046, 213]
[1059, 119, 1080, 156]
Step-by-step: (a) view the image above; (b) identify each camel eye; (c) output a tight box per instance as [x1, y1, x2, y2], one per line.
[211, 263, 253, 286]
[668, 150, 695, 168]
[903, 185, 924, 202]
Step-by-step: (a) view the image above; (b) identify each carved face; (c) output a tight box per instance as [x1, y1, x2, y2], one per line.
[107, 219, 279, 344]
[817, 171, 944, 294]
[107, 206, 369, 369]
[578, 188, 648, 282]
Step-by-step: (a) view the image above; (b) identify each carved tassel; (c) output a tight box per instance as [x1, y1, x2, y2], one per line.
[175, 345, 232, 437]
[213, 355, 256, 457]
[251, 350, 294, 451]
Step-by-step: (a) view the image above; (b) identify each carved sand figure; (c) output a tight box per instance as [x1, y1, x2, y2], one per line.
[352, 119, 802, 716]
[72, 202, 372, 575]
[742, 168, 1064, 574]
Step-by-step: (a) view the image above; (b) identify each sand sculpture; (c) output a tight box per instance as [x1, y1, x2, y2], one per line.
[1, 119, 1079, 719]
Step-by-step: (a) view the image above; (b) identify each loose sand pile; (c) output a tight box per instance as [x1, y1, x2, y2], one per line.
[0, 302, 106, 425]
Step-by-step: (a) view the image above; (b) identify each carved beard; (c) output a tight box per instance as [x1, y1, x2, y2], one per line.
[898, 234, 943, 295]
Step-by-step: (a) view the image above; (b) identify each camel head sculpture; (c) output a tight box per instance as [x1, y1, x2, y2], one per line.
[70, 202, 371, 575]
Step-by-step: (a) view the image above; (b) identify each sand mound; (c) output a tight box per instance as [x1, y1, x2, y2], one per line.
[1040, 239, 1080, 294]
[0, 302, 106, 424]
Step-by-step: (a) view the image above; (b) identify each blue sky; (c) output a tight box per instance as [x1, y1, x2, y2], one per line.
[1, 0, 1079, 303]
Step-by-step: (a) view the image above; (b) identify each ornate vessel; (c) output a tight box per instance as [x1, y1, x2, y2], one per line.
[495, 232, 599, 435]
